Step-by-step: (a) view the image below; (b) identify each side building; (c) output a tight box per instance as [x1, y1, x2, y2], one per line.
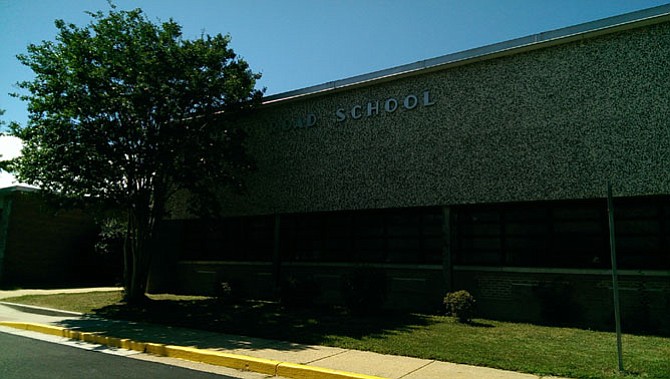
[151, 5, 670, 333]
[0, 185, 110, 287]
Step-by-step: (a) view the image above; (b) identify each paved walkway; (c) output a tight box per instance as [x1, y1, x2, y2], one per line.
[0, 288, 568, 379]
[0, 287, 122, 300]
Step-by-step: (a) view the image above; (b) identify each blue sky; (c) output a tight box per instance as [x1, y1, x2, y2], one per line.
[1, 0, 669, 128]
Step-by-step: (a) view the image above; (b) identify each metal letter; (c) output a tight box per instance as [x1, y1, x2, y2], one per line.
[403, 94, 418, 110]
[336, 108, 346, 122]
[385, 98, 398, 113]
[367, 101, 379, 117]
[423, 90, 435, 106]
[351, 105, 363, 120]
[306, 113, 317, 127]
[296, 117, 306, 128]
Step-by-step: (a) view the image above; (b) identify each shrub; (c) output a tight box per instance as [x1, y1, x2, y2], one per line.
[215, 281, 234, 303]
[93, 217, 125, 284]
[444, 290, 476, 323]
[213, 278, 245, 304]
[342, 267, 387, 315]
[280, 276, 320, 308]
[94, 218, 125, 256]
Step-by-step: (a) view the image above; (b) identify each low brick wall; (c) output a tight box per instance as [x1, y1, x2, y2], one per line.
[454, 266, 670, 334]
[160, 261, 446, 312]
[150, 259, 670, 333]
[170, 261, 275, 299]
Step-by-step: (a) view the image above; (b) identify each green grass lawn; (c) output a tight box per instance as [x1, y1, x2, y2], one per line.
[3, 291, 669, 379]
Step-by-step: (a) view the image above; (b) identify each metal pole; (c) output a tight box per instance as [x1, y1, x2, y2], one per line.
[607, 182, 624, 372]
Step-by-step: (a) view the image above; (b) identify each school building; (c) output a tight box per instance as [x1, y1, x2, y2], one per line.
[150, 5, 670, 333]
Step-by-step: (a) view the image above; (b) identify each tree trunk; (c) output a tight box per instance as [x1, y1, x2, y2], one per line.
[126, 248, 150, 303]
[123, 205, 154, 304]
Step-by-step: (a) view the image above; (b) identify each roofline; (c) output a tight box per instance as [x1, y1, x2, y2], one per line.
[0, 185, 40, 195]
[263, 4, 670, 105]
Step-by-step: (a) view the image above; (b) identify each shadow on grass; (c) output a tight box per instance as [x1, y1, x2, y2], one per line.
[54, 298, 437, 352]
[465, 320, 494, 328]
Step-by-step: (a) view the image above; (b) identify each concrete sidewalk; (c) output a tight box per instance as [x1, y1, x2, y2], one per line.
[0, 288, 567, 379]
[0, 287, 123, 300]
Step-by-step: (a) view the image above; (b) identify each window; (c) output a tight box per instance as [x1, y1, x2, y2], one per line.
[177, 216, 274, 261]
[454, 196, 670, 270]
[280, 207, 443, 264]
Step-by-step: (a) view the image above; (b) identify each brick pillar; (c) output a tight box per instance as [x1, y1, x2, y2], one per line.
[0, 195, 13, 284]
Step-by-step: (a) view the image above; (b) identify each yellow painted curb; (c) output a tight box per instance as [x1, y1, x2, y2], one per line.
[0, 321, 389, 379]
[278, 362, 387, 379]
[0, 321, 65, 337]
[163, 345, 280, 376]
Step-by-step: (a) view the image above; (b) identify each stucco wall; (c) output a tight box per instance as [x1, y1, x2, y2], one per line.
[202, 21, 670, 217]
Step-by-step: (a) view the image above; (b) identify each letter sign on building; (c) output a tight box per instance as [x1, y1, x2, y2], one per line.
[336, 90, 435, 123]
[276, 90, 435, 130]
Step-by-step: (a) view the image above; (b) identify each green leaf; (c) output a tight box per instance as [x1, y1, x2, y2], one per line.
[12, 5, 264, 298]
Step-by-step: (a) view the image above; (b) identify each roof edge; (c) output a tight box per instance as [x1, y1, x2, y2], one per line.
[263, 4, 670, 104]
[0, 185, 40, 195]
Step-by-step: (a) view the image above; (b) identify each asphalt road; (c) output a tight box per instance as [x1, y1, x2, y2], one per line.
[0, 331, 242, 379]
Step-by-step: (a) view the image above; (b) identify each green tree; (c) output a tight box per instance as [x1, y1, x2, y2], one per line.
[0, 109, 12, 170]
[8, 7, 263, 302]
[0, 109, 4, 168]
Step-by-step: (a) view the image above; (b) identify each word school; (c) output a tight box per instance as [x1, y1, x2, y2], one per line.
[278, 90, 435, 130]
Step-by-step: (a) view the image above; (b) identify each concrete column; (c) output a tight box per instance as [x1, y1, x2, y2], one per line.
[442, 206, 454, 292]
[272, 214, 281, 293]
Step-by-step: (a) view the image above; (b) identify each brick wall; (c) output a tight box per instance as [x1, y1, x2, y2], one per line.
[155, 260, 446, 311]
[454, 267, 670, 334]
